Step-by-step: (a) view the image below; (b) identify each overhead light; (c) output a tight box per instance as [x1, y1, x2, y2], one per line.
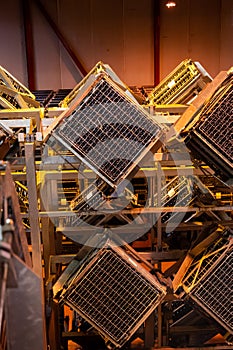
[166, 1, 176, 8]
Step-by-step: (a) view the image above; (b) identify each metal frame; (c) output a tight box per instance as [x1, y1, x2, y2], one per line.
[174, 227, 233, 335]
[44, 72, 165, 188]
[0, 61, 231, 349]
[0, 64, 39, 109]
[174, 68, 233, 182]
[146, 59, 212, 106]
[53, 234, 167, 349]
[0, 162, 47, 350]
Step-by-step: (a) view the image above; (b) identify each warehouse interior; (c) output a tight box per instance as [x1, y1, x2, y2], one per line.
[0, 1, 232, 349]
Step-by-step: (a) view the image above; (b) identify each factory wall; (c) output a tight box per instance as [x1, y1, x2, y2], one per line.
[0, 0, 232, 90]
[160, 0, 233, 80]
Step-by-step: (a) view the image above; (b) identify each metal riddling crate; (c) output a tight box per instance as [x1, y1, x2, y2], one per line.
[154, 176, 193, 224]
[146, 59, 212, 106]
[180, 231, 233, 334]
[70, 181, 107, 212]
[0, 64, 34, 97]
[53, 236, 167, 348]
[0, 64, 37, 109]
[66, 180, 138, 228]
[67, 181, 109, 227]
[184, 71, 233, 181]
[46, 72, 164, 188]
[59, 61, 139, 108]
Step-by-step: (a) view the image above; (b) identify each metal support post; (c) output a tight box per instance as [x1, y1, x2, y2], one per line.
[25, 141, 43, 277]
[145, 312, 155, 349]
[156, 162, 162, 250]
[24, 141, 47, 349]
[157, 260, 163, 348]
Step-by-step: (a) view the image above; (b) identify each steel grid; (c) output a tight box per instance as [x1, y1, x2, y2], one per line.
[184, 73, 233, 181]
[67, 182, 107, 227]
[70, 183, 104, 212]
[179, 231, 233, 334]
[51, 76, 163, 187]
[67, 181, 137, 228]
[58, 241, 166, 348]
[154, 176, 193, 223]
[195, 82, 233, 163]
[191, 243, 233, 333]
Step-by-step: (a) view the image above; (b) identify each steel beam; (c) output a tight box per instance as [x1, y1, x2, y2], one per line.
[39, 205, 233, 217]
[4, 164, 31, 267]
[25, 142, 43, 277]
[34, 0, 87, 77]
[22, 0, 36, 90]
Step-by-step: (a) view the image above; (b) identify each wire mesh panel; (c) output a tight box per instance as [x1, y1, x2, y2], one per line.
[70, 182, 106, 212]
[146, 59, 211, 105]
[191, 247, 233, 333]
[54, 238, 166, 348]
[194, 79, 232, 163]
[154, 176, 193, 224]
[185, 72, 233, 181]
[48, 74, 164, 187]
[66, 180, 137, 228]
[180, 232, 233, 334]
[66, 181, 109, 227]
